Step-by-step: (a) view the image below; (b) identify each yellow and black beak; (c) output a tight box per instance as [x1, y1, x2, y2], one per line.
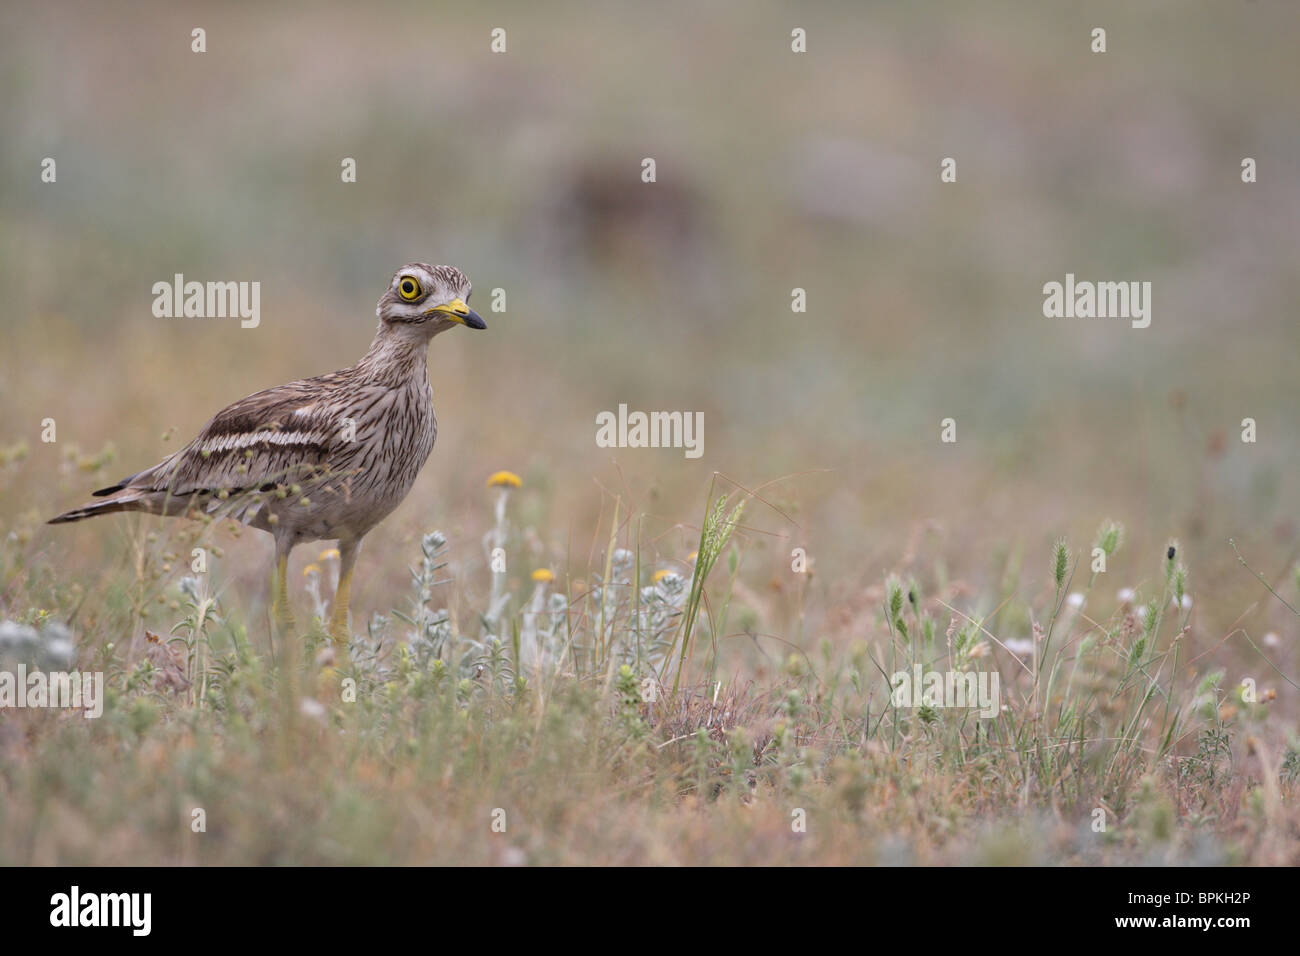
[426, 298, 486, 329]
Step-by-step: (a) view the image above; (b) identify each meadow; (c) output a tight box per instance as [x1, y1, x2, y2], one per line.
[2, 1, 1299, 865]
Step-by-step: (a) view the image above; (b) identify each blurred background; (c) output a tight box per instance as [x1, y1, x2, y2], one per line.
[2, 0, 1298, 687]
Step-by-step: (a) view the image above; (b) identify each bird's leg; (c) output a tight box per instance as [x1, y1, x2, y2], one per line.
[328, 538, 361, 664]
[272, 540, 297, 636]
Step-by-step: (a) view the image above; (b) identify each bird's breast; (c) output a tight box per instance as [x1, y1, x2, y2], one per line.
[336, 384, 435, 496]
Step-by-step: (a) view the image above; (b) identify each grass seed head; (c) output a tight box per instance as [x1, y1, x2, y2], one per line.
[1095, 520, 1123, 556]
[1052, 538, 1068, 588]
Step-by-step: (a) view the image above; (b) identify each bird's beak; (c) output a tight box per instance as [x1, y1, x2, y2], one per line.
[426, 298, 486, 329]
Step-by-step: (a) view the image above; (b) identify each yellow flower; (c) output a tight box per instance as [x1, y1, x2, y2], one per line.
[302, 563, 321, 578]
[531, 568, 555, 583]
[318, 548, 340, 561]
[687, 551, 698, 562]
[486, 470, 523, 488]
[652, 569, 674, 583]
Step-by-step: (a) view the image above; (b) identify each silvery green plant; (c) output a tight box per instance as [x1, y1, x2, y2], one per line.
[303, 565, 329, 623]
[584, 547, 635, 670]
[481, 480, 518, 637]
[0, 618, 76, 670]
[394, 530, 509, 687]
[171, 575, 222, 707]
[474, 635, 517, 695]
[396, 531, 454, 667]
[519, 575, 568, 678]
[523, 590, 570, 681]
[345, 611, 393, 686]
[622, 570, 687, 673]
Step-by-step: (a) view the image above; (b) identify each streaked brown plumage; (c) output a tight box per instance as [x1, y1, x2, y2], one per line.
[50, 262, 486, 656]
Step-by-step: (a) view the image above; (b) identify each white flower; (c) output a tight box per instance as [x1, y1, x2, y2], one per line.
[44, 638, 75, 668]
[1117, 588, 1135, 604]
[299, 698, 327, 722]
[1004, 637, 1035, 656]
[1263, 632, 1280, 648]
[1067, 592, 1084, 609]
[0, 620, 39, 651]
[500, 846, 527, 866]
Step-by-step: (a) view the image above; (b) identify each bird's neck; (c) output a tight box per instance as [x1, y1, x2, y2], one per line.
[355, 323, 431, 387]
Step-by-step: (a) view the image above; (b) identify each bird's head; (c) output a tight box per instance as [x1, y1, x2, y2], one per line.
[376, 263, 486, 336]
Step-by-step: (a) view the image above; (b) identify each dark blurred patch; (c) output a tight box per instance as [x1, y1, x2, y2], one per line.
[572, 161, 699, 255]
[535, 157, 710, 280]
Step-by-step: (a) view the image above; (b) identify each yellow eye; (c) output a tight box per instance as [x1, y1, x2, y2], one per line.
[398, 277, 422, 300]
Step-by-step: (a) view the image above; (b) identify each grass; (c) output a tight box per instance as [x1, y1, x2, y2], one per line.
[3, 0, 1300, 867]
[2, 473, 1297, 866]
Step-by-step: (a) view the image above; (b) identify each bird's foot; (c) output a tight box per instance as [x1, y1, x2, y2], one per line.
[327, 618, 351, 666]
[272, 603, 298, 640]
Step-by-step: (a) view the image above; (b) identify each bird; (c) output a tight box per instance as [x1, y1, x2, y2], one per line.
[49, 262, 486, 659]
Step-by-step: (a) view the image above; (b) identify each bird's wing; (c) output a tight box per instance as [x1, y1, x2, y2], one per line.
[103, 372, 353, 500]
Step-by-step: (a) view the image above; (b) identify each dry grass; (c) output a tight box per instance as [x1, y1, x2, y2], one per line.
[2, 476, 1298, 866]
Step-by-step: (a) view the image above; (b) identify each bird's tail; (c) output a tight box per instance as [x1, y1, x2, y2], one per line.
[47, 488, 150, 525]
